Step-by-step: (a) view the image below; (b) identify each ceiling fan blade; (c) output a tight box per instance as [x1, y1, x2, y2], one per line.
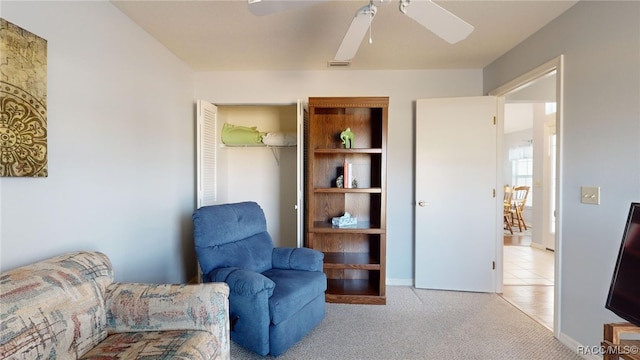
[248, 0, 328, 16]
[335, 4, 377, 61]
[399, 0, 474, 44]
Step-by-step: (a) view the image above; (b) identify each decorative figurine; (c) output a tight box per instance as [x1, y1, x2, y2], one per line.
[336, 175, 344, 188]
[340, 128, 355, 149]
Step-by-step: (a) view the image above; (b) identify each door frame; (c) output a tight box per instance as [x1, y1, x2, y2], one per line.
[488, 55, 564, 337]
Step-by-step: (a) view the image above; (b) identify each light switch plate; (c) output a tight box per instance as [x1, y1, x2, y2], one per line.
[581, 186, 600, 205]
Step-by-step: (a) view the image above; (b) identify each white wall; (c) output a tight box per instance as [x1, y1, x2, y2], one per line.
[484, 0, 640, 350]
[195, 70, 483, 283]
[0, 1, 196, 283]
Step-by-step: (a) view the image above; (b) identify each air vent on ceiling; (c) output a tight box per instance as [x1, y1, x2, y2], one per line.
[327, 60, 352, 68]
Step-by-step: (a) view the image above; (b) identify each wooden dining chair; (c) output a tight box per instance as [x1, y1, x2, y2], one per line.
[503, 185, 514, 234]
[511, 185, 530, 232]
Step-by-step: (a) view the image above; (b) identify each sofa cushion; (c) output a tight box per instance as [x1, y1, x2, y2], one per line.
[0, 251, 114, 359]
[263, 269, 327, 325]
[80, 330, 220, 360]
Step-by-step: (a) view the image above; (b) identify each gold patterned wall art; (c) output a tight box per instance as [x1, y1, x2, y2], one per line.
[0, 18, 48, 177]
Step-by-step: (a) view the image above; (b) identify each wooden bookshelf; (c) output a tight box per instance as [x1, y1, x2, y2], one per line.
[305, 97, 387, 305]
[602, 323, 640, 360]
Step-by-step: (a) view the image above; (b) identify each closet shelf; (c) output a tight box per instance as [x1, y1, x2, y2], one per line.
[221, 143, 295, 165]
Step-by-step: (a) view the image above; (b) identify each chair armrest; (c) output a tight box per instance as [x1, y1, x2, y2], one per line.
[105, 282, 230, 354]
[208, 267, 275, 297]
[272, 247, 324, 272]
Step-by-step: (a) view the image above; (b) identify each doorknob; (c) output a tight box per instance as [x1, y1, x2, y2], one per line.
[418, 201, 429, 207]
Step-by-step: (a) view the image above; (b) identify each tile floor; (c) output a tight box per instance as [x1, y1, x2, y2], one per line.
[502, 245, 555, 330]
[504, 245, 554, 286]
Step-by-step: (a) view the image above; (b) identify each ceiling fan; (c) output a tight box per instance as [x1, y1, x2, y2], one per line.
[247, 0, 474, 62]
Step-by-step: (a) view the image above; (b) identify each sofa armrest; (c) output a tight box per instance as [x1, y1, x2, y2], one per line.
[208, 267, 275, 297]
[272, 247, 324, 272]
[105, 282, 230, 355]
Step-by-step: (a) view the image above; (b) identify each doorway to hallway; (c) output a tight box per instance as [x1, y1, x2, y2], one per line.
[490, 57, 562, 333]
[502, 91, 556, 330]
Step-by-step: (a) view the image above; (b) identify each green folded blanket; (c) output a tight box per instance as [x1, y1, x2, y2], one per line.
[221, 123, 265, 145]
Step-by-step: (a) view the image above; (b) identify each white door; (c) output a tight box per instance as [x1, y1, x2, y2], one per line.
[296, 100, 307, 248]
[196, 100, 218, 208]
[415, 96, 498, 292]
[195, 100, 219, 282]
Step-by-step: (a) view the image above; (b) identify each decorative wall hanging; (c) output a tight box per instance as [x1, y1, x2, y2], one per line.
[0, 18, 48, 177]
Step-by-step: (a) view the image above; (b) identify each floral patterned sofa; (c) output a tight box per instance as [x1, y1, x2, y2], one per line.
[0, 251, 230, 359]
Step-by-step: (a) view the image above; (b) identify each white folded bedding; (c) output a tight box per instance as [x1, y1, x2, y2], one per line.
[262, 132, 297, 146]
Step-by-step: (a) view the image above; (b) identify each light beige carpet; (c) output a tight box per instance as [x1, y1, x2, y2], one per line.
[230, 286, 580, 360]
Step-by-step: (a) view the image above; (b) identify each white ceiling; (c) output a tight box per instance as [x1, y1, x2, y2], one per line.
[111, 0, 578, 71]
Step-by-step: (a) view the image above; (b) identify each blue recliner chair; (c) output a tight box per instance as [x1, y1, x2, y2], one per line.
[193, 201, 327, 356]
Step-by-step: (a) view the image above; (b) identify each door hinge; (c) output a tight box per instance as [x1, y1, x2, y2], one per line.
[492, 188, 496, 198]
[492, 261, 496, 270]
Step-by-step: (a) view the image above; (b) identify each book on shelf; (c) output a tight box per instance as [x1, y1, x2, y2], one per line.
[343, 160, 353, 189]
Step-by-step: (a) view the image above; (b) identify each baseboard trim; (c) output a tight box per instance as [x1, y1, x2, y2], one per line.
[530, 242, 546, 250]
[557, 331, 599, 360]
[386, 278, 414, 286]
